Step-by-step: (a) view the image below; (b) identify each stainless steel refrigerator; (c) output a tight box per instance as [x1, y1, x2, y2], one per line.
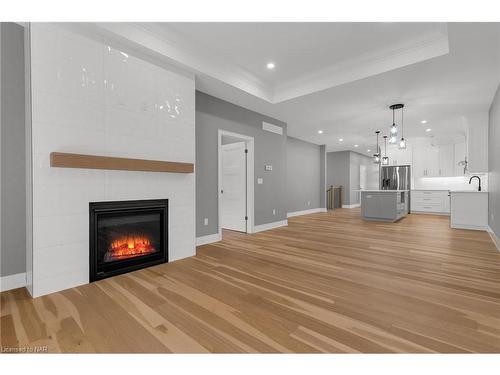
[380, 165, 411, 213]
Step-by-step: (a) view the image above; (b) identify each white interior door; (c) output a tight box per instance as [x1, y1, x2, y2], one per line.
[221, 142, 247, 232]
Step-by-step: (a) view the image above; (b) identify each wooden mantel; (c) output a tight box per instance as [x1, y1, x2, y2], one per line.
[50, 152, 194, 173]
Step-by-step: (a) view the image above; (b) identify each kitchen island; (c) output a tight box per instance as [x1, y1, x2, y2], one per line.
[450, 190, 488, 230]
[358, 190, 409, 222]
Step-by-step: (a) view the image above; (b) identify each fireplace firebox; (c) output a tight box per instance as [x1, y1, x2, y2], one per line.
[89, 199, 168, 282]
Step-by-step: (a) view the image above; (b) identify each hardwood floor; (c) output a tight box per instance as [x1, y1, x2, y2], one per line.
[2, 209, 500, 353]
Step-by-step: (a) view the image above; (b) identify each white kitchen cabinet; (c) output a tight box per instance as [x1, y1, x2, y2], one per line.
[386, 144, 412, 166]
[412, 146, 426, 178]
[454, 141, 466, 176]
[438, 144, 454, 177]
[413, 143, 462, 178]
[466, 114, 488, 173]
[450, 191, 488, 230]
[411, 190, 450, 214]
[413, 145, 440, 177]
[426, 146, 440, 177]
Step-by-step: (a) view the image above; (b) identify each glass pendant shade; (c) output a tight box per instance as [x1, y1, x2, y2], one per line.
[382, 135, 389, 165]
[399, 137, 407, 149]
[389, 104, 405, 146]
[373, 130, 381, 164]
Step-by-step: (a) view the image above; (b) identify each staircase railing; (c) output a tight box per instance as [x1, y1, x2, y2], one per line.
[327, 185, 342, 210]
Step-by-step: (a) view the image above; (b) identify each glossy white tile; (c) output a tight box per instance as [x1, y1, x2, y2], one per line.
[29, 24, 196, 297]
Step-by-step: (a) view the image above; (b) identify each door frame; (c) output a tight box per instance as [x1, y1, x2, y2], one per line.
[218, 129, 254, 236]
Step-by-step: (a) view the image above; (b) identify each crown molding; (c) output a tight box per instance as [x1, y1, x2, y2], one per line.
[96, 22, 274, 102]
[272, 24, 449, 103]
[51, 23, 450, 105]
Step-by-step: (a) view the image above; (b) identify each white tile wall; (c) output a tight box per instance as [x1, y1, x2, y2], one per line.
[29, 24, 196, 297]
[413, 174, 489, 191]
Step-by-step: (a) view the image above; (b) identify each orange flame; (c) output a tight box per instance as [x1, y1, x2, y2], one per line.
[105, 234, 156, 261]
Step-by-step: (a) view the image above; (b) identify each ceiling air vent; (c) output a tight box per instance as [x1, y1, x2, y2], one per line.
[262, 122, 283, 135]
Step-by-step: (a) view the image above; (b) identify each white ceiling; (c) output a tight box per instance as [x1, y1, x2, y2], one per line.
[151, 22, 450, 103]
[89, 22, 500, 155]
[167, 22, 446, 86]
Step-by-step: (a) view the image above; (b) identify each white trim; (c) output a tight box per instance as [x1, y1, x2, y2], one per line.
[86, 23, 448, 104]
[0, 273, 26, 292]
[342, 204, 361, 208]
[272, 25, 449, 103]
[287, 208, 327, 218]
[196, 233, 222, 246]
[253, 220, 288, 233]
[25, 24, 34, 296]
[488, 226, 500, 252]
[411, 211, 450, 216]
[450, 223, 488, 231]
[218, 130, 255, 237]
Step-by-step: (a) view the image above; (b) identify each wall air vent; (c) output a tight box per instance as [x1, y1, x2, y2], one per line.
[262, 122, 283, 135]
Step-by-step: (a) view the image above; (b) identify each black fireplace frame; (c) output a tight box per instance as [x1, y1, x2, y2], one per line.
[89, 199, 168, 282]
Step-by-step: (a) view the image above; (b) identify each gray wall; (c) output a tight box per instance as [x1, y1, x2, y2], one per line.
[327, 150, 378, 206]
[326, 151, 351, 205]
[286, 136, 323, 213]
[1, 23, 26, 277]
[349, 151, 379, 204]
[489, 83, 500, 241]
[319, 145, 326, 208]
[196, 91, 287, 237]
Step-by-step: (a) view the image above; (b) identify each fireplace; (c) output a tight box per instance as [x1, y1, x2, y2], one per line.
[89, 199, 168, 282]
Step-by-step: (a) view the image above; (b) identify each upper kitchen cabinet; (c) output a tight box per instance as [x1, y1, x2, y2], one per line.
[466, 113, 488, 173]
[412, 140, 464, 178]
[413, 144, 439, 177]
[386, 144, 412, 166]
[438, 144, 454, 177]
[454, 141, 467, 175]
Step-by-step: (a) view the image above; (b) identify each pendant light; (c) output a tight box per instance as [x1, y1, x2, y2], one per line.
[389, 104, 404, 144]
[373, 130, 381, 164]
[399, 104, 407, 149]
[382, 135, 389, 165]
[390, 105, 398, 138]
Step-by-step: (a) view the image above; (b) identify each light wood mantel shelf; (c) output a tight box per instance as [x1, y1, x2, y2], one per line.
[50, 152, 194, 173]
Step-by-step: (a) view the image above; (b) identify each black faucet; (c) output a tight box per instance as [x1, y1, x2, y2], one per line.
[469, 175, 482, 191]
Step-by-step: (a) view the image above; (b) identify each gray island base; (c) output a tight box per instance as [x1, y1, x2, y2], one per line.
[358, 190, 409, 222]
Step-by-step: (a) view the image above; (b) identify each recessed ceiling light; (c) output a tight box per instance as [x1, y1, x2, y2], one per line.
[317, 130, 323, 134]
[338, 138, 343, 142]
[354, 144, 359, 147]
[266, 62, 275, 70]
[425, 128, 432, 132]
[421, 120, 428, 124]
[367, 149, 371, 152]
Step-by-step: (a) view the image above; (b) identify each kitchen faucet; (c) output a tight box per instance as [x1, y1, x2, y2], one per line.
[469, 175, 482, 191]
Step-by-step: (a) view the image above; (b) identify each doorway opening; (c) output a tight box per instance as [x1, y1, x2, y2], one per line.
[218, 130, 254, 237]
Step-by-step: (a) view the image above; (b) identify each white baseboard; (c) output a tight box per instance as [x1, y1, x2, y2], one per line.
[0, 272, 26, 292]
[287, 207, 327, 218]
[196, 233, 222, 246]
[411, 211, 450, 216]
[342, 204, 360, 208]
[451, 223, 488, 231]
[253, 220, 288, 233]
[488, 226, 500, 252]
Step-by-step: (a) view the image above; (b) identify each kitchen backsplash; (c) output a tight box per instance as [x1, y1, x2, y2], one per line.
[413, 173, 488, 191]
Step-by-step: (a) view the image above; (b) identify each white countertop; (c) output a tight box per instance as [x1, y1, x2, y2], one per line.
[356, 190, 409, 193]
[450, 190, 488, 193]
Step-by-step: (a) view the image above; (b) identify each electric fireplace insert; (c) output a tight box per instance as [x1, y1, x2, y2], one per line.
[89, 199, 168, 282]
